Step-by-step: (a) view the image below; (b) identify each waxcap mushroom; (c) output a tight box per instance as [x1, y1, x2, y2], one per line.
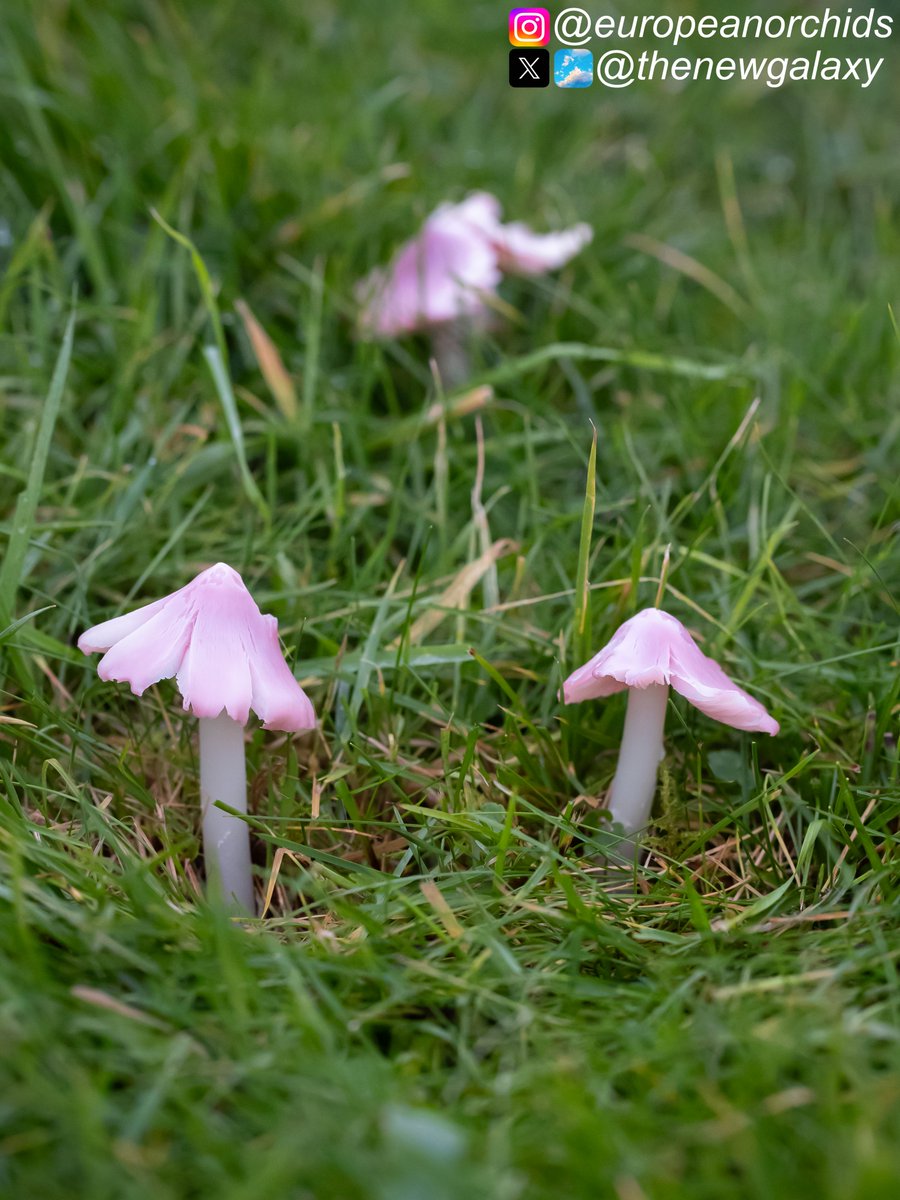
[355, 192, 593, 350]
[355, 194, 502, 340]
[79, 562, 315, 731]
[564, 607, 779, 734]
[458, 192, 593, 276]
[563, 607, 778, 854]
[80, 562, 315, 910]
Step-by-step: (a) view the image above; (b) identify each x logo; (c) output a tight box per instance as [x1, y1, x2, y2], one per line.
[509, 48, 549, 87]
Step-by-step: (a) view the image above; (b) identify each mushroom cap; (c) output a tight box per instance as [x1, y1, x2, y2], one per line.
[562, 607, 778, 735]
[457, 191, 593, 276]
[355, 197, 502, 338]
[356, 192, 592, 338]
[78, 563, 316, 732]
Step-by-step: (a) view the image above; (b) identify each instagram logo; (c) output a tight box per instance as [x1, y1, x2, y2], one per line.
[509, 8, 550, 46]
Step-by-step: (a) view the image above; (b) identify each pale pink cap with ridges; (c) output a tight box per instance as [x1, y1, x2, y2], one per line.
[356, 191, 592, 338]
[563, 607, 778, 735]
[457, 191, 593, 276]
[355, 198, 502, 338]
[78, 563, 316, 732]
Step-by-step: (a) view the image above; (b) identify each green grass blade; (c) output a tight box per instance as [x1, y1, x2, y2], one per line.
[474, 341, 744, 389]
[0, 309, 75, 626]
[203, 345, 270, 521]
[150, 208, 227, 362]
[574, 423, 598, 664]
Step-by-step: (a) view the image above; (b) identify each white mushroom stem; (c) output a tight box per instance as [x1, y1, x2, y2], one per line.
[606, 683, 669, 860]
[199, 712, 254, 913]
[430, 321, 471, 389]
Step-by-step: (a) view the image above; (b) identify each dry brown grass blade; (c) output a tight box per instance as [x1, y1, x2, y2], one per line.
[71, 985, 172, 1031]
[392, 537, 518, 648]
[625, 232, 752, 319]
[419, 880, 467, 942]
[261, 846, 308, 918]
[423, 384, 494, 429]
[235, 298, 297, 421]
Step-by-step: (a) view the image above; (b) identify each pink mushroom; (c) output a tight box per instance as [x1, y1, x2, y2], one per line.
[79, 563, 316, 911]
[563, 608, 778, 857]
[356, 191, 592, 383]
[457, 192, 594, 276]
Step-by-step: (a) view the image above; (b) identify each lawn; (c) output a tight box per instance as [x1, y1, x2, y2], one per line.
[0, 2, 898, 1197]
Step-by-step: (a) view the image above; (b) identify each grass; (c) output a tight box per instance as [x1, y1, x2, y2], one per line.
[0, 1, 898, 1196]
